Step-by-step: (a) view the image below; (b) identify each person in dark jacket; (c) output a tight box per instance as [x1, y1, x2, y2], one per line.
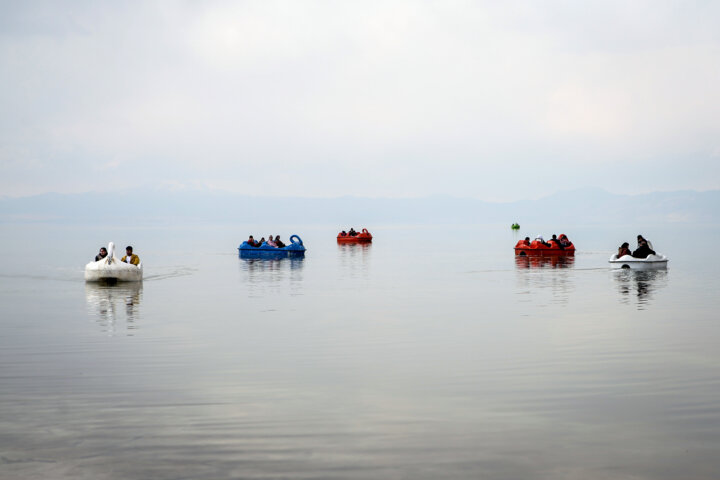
[550, 234, 564, 249]
[632, 235, 656, 258]
[95, 247, 108, 261]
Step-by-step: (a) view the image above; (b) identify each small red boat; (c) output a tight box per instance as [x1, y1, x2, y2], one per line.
[337, 228, 373, 243]
[514, 234, 575, 256]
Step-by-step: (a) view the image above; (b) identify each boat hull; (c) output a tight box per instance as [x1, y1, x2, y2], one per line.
[609, 254, 668, 270]
[337, 228, 372, 243]
[85, 258, 143, 282]
[514, 240, 575, 256]
[238, 234, 306, 258]
[238, 249, 305, 259]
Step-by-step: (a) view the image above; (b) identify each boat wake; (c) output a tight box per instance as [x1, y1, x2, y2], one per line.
[143, 266, 197, 281]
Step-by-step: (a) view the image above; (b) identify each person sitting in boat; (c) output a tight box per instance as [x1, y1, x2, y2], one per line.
[632, 235, 656, 259]
[275, 235, 286, 248]
[534, 235, 551, 247]
[95, 247, 108, 261]
[266, 235, 277, 247]
[523, 237, 531, 246]
[339, 230, 347, 237]
[617, 242, 632, 258]
[122, 246, 140, 265]
[257, 237, 266, 246]
[558, 234, 571, 248]
[348, 228, 357, 236]
[247, 235, 259, 247]
[550, 234, 565, 249]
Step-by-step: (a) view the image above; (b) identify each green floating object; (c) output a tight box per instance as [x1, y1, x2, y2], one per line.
[511, 223, 520, 229]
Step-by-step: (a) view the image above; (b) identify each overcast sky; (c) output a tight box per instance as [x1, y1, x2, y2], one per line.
[1, 0, 719, 201]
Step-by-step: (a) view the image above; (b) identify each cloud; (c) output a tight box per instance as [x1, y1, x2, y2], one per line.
[1, 1, 719, 199]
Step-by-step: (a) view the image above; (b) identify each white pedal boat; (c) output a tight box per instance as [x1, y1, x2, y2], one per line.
[609, 253, 668, 270]
[85, 242, 143, 282]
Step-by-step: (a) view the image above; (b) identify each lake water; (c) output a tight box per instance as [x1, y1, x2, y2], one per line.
[1, 222, 719, 479]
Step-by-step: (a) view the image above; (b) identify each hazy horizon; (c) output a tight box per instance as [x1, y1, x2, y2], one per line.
[2, 187, 718, 226]
[2, 184, 719, 202]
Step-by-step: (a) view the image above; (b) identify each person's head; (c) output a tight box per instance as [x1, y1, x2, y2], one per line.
[99, 247, 107, 255]
[524, 237, 530, 242]
[269, 235, 274, 240]
[126, 246, 133, 254]
[551, 234, 557, 240]
[621, 242, 629, 248]
[637, 235, 645, 241]
[275, 235, 281, 240]
[249, 235, 254, 240]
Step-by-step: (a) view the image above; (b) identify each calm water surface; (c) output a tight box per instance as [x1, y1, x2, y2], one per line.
[1, 223, 719, 479]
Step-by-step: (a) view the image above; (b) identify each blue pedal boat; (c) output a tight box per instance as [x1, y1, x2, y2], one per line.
[238, 235, 306, 258]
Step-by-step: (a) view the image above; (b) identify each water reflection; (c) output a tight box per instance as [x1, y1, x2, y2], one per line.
[514, 256, 575, 306]
[240, 257, 305, 274]
[337, 242, 372, 277]
[514, 255, 575, 269]
[85, 282, 142, 336]
[239, 257, 304, 297]
[613, 268, 669, 309]
[337, 242, 372, 255]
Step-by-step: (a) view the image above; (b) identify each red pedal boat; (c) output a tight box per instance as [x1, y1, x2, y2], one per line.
[337, 228, 373, 243]
[514, 234, 575, 256]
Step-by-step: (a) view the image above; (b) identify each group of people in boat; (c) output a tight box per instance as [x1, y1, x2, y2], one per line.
[94, 245, 140, 265]
[519, 234, 572, 249]
[246, 235, 287, 248]
[338, 228, 360, 237]
[92, 233, 656, 263]
[618, 235, 655, 259]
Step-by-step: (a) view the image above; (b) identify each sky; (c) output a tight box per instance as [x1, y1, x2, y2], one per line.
[1, 0, 719, 201]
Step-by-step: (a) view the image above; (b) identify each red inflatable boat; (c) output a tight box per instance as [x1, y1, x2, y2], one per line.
[514, 234, 575, 256]
[337, 228, 373, 243]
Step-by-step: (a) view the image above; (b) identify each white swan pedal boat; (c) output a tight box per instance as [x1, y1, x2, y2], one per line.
[608, 253, 669, 270]
[85, 242, 143, 282]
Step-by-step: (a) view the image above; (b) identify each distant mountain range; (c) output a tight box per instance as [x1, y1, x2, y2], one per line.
[1, 188, 718, 225]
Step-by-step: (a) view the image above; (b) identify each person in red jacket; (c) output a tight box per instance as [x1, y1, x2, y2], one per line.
[617, 242, 632, 258]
